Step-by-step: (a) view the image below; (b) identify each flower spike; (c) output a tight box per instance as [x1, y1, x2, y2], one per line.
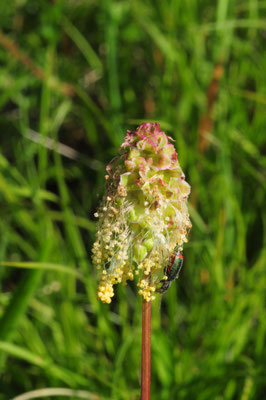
[92, 123, 191, 303]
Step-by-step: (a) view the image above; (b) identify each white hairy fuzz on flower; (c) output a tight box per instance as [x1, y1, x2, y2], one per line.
[92, 122, 191, 303]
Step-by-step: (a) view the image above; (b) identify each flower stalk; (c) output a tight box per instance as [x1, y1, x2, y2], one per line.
[141, 298, 151, 400]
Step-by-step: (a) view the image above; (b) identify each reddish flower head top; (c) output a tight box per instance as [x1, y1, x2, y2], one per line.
[92, 123, 191, 303]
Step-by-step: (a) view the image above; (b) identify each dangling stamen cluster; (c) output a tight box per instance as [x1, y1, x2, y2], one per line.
[92, 122, 191, 303]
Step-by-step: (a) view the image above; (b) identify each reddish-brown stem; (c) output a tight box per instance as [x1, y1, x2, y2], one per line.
[0, 30, 74, 97]
[197, 62, 224, 154]
[141, 299, 151, 400]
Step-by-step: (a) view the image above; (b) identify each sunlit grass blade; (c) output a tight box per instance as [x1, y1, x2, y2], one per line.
[0, 262, 84, 281]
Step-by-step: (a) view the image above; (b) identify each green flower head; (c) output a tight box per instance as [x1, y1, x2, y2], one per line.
[92, 123, 191, 303]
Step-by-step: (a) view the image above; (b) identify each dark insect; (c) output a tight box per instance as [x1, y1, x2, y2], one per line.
[156, 249, 183, 294]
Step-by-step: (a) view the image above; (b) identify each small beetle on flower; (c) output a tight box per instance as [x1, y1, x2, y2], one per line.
[92, 123, 191, 303]
[156, 247, 184, 294]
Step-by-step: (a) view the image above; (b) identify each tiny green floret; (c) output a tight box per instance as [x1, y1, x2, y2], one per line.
[92, 122, 191, 303]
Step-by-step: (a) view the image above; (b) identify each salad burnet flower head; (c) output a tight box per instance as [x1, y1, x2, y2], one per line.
[92, 123, 191, 303]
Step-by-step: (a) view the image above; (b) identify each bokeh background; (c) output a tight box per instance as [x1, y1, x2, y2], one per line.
[0, 1, 265, 399]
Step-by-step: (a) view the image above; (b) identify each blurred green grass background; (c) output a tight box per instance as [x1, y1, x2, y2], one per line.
[0, 1, 265, 399]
